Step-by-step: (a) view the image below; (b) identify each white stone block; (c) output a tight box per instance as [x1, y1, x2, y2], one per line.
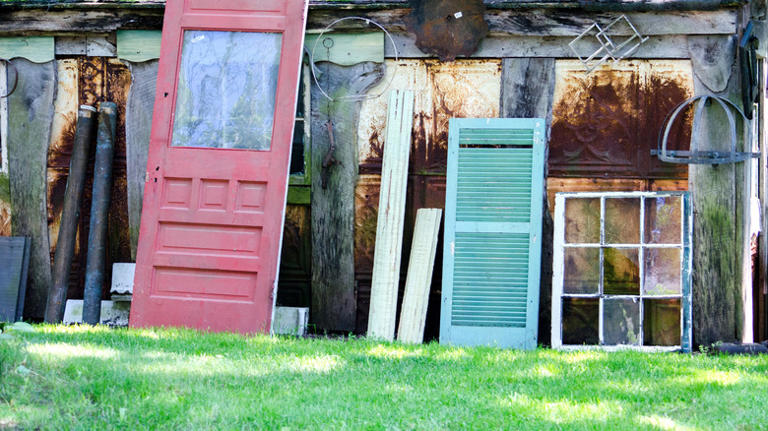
[63, 300, 130, 326]
[272, 307, 309, 337]
[110, 262, 135, 295]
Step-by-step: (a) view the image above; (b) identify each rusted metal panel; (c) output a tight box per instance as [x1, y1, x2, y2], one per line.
[549, 60, 693, 179]
[404, 0, 488, 61]
[358, 59, 500, 175]
[47, 59, 79, 255]
[277, 204, 311, 308]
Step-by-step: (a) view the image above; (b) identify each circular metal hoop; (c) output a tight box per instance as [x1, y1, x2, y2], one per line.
[657, 95, 754, 164]
[309, 16, 400, 103]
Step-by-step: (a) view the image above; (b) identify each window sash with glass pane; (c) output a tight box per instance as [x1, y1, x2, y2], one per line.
[552, 191, 692, 351]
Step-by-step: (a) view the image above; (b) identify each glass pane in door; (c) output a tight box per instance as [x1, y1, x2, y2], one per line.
[172, 30, 282, 150]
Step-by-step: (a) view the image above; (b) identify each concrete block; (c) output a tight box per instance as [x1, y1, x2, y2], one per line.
[272, 307, 309, 337]
[63, 300, 130, 326]
[110, 262, 135, 295]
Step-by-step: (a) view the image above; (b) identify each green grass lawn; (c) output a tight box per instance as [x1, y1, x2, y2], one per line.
[1, 325, 767, 430]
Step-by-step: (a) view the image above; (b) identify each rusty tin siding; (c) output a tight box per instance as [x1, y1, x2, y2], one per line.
[354, 59, 501, 335]
[549, 60, 693, 180]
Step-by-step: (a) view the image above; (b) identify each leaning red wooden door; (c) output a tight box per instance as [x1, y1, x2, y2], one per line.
[130, 0, 308, 333]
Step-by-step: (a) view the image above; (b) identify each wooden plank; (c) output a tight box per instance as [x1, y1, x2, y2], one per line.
[308, 9, 737, 36]
[116, 30, 162, 62]
[388, 33, 691, 59]
[367, 90, 413, 341]
[688, 40, 750, 345]
[7, 59, 55, 320]
[311, 61, 384, 332]
[688, 35, 735, 93]
[396, 208, 441, 344]
[501, 58, 556, 346]
[305, 32, 384, 65]
[124, 60, 157, 260]
[57, 35, 116, 57]
[0, 10, 164, 34]
[0, 37, 53, 63]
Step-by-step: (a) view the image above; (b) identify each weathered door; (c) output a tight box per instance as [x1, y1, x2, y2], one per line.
[130, 0, 308, 333]
[440, 118, 545, 349]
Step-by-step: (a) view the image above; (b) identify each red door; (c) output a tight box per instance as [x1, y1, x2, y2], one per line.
[130, 0, 308, 333]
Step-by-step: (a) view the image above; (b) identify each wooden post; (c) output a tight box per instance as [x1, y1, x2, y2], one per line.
[500, 57, 556, 345]
[397, 208, 441, 344]
[125, 60, 158, 260]
[688, 35, 752, 345]
[310, 62, 384, 332]
[83, 102, 117, 325]
[45, 105, 96, 323]
[7, 58, 56, 320]
[367, 90, 414, 341]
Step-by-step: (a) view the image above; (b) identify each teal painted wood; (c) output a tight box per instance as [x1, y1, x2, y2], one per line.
[440, 118, 545, 349]
[117, 30, 162, 62]
[0, 37, 53, 63]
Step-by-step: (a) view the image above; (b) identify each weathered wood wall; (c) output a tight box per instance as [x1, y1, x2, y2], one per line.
[7, 59, 55, 320]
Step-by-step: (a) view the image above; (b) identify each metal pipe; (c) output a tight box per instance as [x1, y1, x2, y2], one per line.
[83, 102, 117, 325]
[44, 105, 96, 323]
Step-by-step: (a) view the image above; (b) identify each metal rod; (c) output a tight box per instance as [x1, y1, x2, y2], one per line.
[44, 105, 97, 323]
[83, 102, 117, 325]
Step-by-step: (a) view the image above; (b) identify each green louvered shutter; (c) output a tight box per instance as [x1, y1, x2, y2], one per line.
[440, 118, 545, 349]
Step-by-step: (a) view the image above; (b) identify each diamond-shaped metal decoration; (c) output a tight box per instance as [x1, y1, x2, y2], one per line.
[570, 15, 649, 73]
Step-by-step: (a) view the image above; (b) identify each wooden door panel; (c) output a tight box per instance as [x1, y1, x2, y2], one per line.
[130, 0, 307, 333]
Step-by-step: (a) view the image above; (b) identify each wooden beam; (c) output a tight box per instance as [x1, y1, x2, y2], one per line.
[387, 33, 691, 59]
[0, 10, 164, 34]
[500, 58, 556, 346]
[7, 59, 55, 320]
[311, 62, 384, 332]
[308, 9, 738, 36]
[396, 208, 441, 344]
[688, 40, 751, 345]
[367, 89, 414, 341]
[124, 60, 157, 260]
[0, 7, 736, 36]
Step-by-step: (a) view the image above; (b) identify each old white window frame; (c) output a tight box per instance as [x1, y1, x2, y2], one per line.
[551, 191, 693, 352]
